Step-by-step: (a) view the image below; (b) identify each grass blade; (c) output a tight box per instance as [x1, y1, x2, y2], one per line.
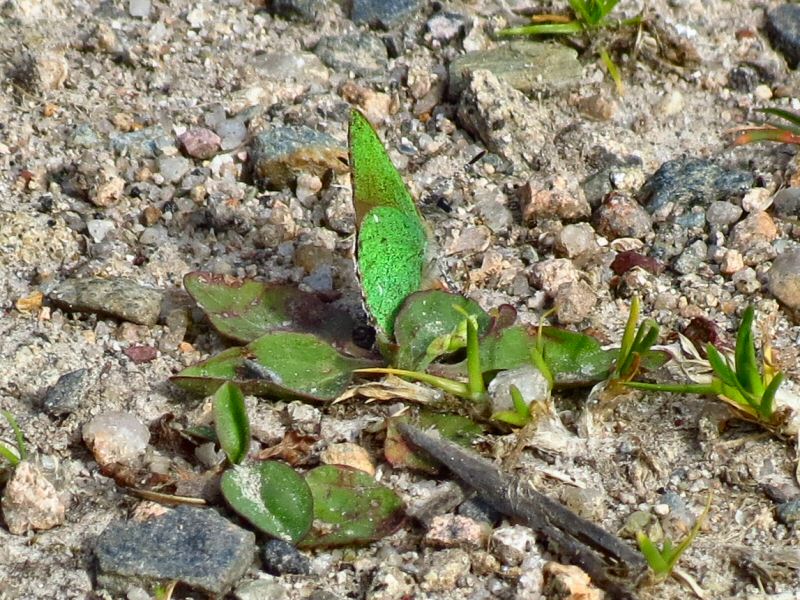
[600, 48, 624, 95]
[498, 22, 585, 37]
[1, 410, 26, 462]
[733, 128, 800, 146]
[760, 371, 783, 420]
[759, 108, 800, 134]
[706, 345, 740, 389]
[734, 307, 764, 396]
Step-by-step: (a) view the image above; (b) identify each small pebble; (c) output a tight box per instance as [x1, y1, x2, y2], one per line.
[179, 128, 221, 159]
[420, 548, 470, 592]
[1, 461, 66, 535]
[554, 223, 596, 258]
[768, 249, 800, 311]
[43, 368, 91, 416]
[261, 539, 310, 576]
[530, 259, 580, 298]
[776, 499, 800, 525]
[555, 280, 597, 324]
[424, 514, 490, 549]
[83, 411, 150, 466]
[593, 193, 652, 240]
[491, 525, 537, 566]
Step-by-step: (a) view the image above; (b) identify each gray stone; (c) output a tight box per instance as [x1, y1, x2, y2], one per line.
[157, 155, 192, 184]
[776, 499, 800, 525]
[673, 239, 708, 275]
[349, 0, 421, 29]
[766, 4, 800, 68]
[111, 126, 171, 158]
[449, 42, 582, 97]
[128, 0, 151, 18]
[245, 52, 329, 88]
[554, 223, 596, 258]
[250, 126, 347, 190]
[314, 32, 388, 77]
[43, 368, 91, 417]
[768, 249, 800, 310]
[234, 579, 289, 600]
[260, 539, 310, 575]
[48, 277, 164, 326]
[457, 69, 549, 169]
[457, 497, 501, 526]
[86, 219, 116, 243]
[705, 200, 743, 229]
[215, 117, 248, 152]
[95, 506, 256, 596]
[491, 525, 536, 566]
[70, 124, 101, 148]
[475, 197, 513, 233]
[773, 187, 800, 218]
[638, 158, 754, 222]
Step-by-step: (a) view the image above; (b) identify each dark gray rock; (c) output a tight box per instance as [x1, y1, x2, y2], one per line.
[250, 126, 347, 190]
[349, 0, 421, 29]
[43, 368, 91, 416]
[267, 0, 328, 21]
[95, 506, 256, 596]
[48, 277, 164, 326]
[773, 187, 800, 218]
[457, 497, 502, 526]
[766, 4, 800, 69]
[448, 41, 582, 97]
[776, 498, 800, 525]
[638, 158, 754, 222]
[727, 64, 760, 92]
[261, 539, 310, 575]
[314, 32, 388, 77]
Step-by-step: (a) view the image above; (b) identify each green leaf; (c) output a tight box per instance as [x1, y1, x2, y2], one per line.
[498, 22, 585, 37]
[734, 306, 764, 397]
[0, 410, 25, 465]
[636, 531, 670, 575]
[759, 107, 800, 134]
[393, 290, 491, 371]
[759, 371, 783, 420]
[492, 385, 532, 427]
[300, 465, 405, 548]
[184, 272, 358, 350]
[213, 382, 250, 464]
[171, 332, 379, 402]
[221, 460, 313, 542]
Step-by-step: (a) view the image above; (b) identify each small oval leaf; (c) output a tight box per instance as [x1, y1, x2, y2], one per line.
[213, 382, 250, 464]
[221, 461, 313, 543]
[299, 464, 405, 548]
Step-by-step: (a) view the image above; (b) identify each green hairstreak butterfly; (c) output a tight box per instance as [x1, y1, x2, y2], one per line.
[348, 109, 441, 338]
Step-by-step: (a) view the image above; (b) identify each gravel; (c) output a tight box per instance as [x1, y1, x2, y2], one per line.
[2, 1, 800, 598]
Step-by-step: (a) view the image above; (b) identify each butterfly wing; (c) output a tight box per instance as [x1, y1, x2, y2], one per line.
[348, 109, 420, 226]
[357, 206, 427, 337]
[348, 109, 443, 338]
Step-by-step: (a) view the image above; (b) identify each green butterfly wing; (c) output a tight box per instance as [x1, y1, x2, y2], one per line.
[348, 109, 420, 226]
[348, 109, 438, 337]
[357, 206, 427, 336]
